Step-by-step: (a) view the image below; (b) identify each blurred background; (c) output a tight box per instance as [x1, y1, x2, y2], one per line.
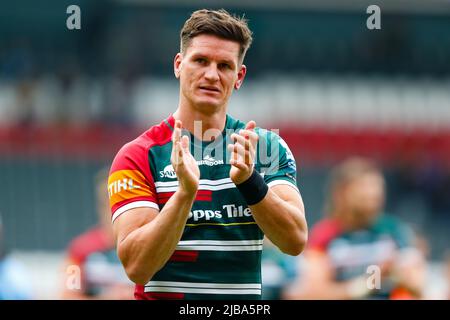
[0, 0, 449, 299]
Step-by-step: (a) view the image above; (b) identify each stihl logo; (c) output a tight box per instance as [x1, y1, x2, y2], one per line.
[188, 204, 252, 222]
[108, 178, 141, 197]
[108, 170, 154, 207]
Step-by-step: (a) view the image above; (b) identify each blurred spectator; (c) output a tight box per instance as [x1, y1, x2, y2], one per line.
[60, 169, 134, 299]
[0, 215, 32, 300]
[284, 157, 426, 300]
[261, 238, 303, 300]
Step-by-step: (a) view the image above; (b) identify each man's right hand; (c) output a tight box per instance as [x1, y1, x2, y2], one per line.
[171, 120, 200, 195]
[112, 119, 200, 285]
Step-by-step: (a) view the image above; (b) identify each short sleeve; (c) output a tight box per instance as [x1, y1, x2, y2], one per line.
[256, 129, 299, 192]
[108, 142, 159, 222]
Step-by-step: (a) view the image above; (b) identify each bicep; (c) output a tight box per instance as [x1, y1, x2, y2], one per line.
[112, 207, 159, 245]
[270, 184, 305, 214]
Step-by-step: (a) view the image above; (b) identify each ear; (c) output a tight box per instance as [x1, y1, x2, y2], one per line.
[234, 64, 247, 90]
[174, 53, 183, 79]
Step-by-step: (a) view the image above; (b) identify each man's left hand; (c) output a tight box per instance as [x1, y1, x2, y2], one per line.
[228, 120, 259, 185]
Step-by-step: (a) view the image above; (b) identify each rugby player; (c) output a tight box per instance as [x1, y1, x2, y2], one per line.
[61, 169, 134, 299]
[284, 158, 425, 299]
[108, 9, 308, 300]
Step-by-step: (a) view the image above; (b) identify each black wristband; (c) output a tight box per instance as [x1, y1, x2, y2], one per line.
[236, 170, 269, 205]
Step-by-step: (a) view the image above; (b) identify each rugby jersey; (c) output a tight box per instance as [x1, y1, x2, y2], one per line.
[308, 215, 414, 299]
[108, 114, 299, 300]
[67, 227, 133, 297]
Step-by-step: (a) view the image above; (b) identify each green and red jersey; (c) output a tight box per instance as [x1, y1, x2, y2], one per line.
[67, 227, 132, 297]
[308, 214, 415, 299]
[108, 114, 298, 300]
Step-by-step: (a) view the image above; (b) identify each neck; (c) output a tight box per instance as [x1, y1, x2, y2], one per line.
[173, 100, 227, 141]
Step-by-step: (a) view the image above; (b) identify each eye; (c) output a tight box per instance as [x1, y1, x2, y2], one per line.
[219, 63, 231, 70]
[195, 58, 207, 64]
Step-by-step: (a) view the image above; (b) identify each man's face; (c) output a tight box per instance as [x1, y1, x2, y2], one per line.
[342, 173, 386, 227]
[174, 34, 246, 113]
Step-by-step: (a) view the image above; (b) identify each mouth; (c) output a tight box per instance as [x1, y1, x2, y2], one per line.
[198, 86, 220, 93]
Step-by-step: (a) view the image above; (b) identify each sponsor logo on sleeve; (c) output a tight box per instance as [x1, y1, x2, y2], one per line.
[108, 170, 154, 207]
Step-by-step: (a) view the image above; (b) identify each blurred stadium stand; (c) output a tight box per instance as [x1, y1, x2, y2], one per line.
[0, 0, 449, 298]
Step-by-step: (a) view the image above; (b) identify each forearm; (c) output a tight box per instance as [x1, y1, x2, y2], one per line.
[118, 189, 196, 284]
[250, 188, 307, 256]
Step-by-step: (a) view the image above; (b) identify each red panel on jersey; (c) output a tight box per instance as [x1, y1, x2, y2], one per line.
[108, 117, 173, 218]
[134, 285, 185, 300]
[169, 250, 199, 262]
[158, 190, 212, 204]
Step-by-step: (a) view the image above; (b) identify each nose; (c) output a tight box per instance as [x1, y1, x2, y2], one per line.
[204, 63, 219, 82]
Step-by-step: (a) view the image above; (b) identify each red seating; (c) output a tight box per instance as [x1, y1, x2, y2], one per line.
[0, 124, 448, 166]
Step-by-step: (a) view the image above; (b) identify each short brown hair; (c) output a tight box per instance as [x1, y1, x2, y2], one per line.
[180, 9, 253, 63]
[325, 157, 384, 213]
[328, 157, 382, 193]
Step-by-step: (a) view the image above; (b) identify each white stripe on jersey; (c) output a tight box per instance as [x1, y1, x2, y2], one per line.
[144, 281, 261, 295]
[112, 201, 159, 222]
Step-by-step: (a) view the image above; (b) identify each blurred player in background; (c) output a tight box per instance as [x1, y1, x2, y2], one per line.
[0, 215, 32, 300]
[108, 9, 307, 300]
[60, 169, 134, 299]
[284, 157, 426, 300]
[261, 238, 302, 299]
